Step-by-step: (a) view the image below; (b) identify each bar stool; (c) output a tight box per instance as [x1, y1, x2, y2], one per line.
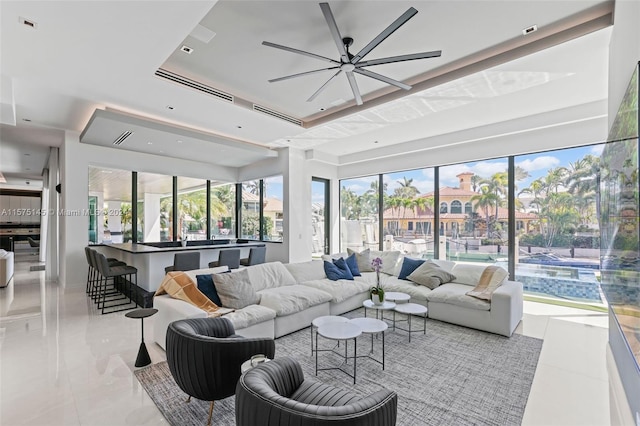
[94, 252, 138, 314]
[240, 246, 266, 266]
[85, 247, 125, 295]
[208, 249, 241, 269]
[164, 252, 200, 273]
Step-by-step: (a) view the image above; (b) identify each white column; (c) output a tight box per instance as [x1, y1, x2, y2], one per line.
[144, 193, 161, 242]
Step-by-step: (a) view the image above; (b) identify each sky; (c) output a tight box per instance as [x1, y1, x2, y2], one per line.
[339, 143, 605, 197]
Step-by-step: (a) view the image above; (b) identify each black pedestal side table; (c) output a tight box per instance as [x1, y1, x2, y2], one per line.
[125, 308, 158, 367]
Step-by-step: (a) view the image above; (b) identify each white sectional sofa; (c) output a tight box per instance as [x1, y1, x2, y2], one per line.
[153, 255, 524, 349]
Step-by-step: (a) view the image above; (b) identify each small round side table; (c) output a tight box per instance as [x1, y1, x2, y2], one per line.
[125, 308, 158, 367]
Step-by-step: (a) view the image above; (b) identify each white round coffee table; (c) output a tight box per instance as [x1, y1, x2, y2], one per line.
[385, 292, 410, 304]
[362, 299, 396, 321]
[394, 303, 428, 342]
[311, 315, 350, 354]
[350, 317, 388, 370]
[316, 322, 362, 384]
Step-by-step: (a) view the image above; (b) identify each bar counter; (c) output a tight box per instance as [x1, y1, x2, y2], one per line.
[93, 241, 265, 293]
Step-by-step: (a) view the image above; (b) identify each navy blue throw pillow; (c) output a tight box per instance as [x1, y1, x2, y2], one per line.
[398, 257, 425, 280]
[333, 257, 354, 280]
[345, 253, 361, 276]
[324, 259, 354, 281]
[196, 274, 222, 306]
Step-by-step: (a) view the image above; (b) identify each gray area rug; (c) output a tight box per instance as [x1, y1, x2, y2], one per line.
[136, 309, 542, 426]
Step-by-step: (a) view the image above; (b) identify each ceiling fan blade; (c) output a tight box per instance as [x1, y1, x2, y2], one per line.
[307, 70, 342, 102]
[269, 66, 340, 83]
[345, 71, 363, 105]
[353, 68, 411, 90]
[319, 3, 350, 63]
[356, 51, 442, 67]
[262, 41, 339, 64]
[350, 7, 418, 64]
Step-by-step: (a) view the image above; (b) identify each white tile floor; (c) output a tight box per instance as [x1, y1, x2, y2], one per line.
[0, 261, 613, 425]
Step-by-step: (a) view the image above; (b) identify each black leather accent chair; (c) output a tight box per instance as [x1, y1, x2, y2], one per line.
[239, 246, 266, 267]
[236, 357, 398, 426]
[166, 318, 275, 426]
[164, 252, 201, 274]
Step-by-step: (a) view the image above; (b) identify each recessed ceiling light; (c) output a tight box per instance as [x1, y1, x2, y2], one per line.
[177, 140, 183, 143]
[26, 168, 31, 171]
[19, 17, 37, 29]
[159, 150, 164, 153]
[522, 25, 537, 35]
[319, 107, 326, 111]
[180, 45, 194, 54]
[24, 153, 30, 156]
[147, 142, 153, 145]
[166, 105, 174, 110]
[22, 118, 31, 122]
[237, 125, 242, 129]
[374, 141, 379, 144]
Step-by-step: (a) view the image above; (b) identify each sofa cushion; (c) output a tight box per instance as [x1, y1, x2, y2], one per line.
[430, 259, 456, 272]
[285, 261, 326, 282]
[407, 260, 457, 289]
[370, 250, 403, 276]
[466, 266, 508, 301]
[213, 269, 260, 309]
[257, 285, 332, 316]
[346, 248, 374, 272]
[301, 278, 371, 303]
[450, 263, 488, 286]
[427, 283, 491, 311]
[196, 274, 222, 306]
[223, 304, 276, 331]
[245, 262, 297, 291]
[155, 271, 222, 316]
[344, 253, 361, 277]
[324, 259, 353, 281]
[398, 257, 424, 280]
[378, 274, 432, 302]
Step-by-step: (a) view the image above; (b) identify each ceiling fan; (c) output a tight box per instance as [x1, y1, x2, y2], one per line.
[262, 2, 441, 106]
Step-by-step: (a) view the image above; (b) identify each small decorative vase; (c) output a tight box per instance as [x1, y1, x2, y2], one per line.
[181, 240, 187, 248]
[372, 294, 384, 305]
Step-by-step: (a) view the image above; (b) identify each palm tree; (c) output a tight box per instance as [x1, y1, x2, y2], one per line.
[394, 176, 420, 198]
[518, 178, 546, 214]
[544, 167, 568, 193]
[471, 174, 482, 193]
[413, 197, 429, 235]
[244, 180, 260, 195]
[471, 186, 500, 237]
[481, 172, 508, 224]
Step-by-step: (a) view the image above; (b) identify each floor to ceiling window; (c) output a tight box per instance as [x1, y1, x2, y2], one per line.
[439, 158, 510, 264]
[211, 183, 236, 239]
[177, 177, 207, 241]
[87, 166, 132, 244]
[311, 177, 330, 257]
[340, 175, 379, 252]
[382, 169, 434, 258]
[515, 144, 604, 305]
[263, 176, 283, 242]
[137, 172, 173, 242]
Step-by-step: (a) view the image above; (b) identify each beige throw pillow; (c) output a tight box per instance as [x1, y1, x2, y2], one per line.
[347, 248, 374, 272]
[212, 269, 260, 309]
[407, 260, 457, 289]
[466, 265, 508, 301]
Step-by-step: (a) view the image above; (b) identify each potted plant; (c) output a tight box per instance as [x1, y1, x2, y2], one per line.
[369, 257, 385, 305]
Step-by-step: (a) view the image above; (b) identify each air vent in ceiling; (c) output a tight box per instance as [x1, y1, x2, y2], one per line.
[113, 131, 133, 145]
[252, 104, 303, 127]
[155, 69, 234, 103]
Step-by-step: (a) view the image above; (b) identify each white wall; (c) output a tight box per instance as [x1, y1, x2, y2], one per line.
[59, 131, 238, 288]
[608, 0, 640, 128]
